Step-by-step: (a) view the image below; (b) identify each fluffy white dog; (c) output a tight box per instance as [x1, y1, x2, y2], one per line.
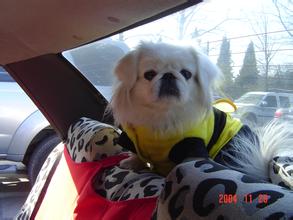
[109, 42, 293, 181]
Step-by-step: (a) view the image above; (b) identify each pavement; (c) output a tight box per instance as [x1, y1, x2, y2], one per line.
[0, 161, 30, 220]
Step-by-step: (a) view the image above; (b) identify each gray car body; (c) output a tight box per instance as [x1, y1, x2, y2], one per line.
[275, 107, 293, 121]
[233, 91, 293, 126]
[0, 79, 51, 162]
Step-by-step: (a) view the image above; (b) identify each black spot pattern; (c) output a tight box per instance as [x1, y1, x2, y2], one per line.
[176, 168, 184, 184]
[278, 181, 289, 189]
[248, 190, 284, 209]
[140, 177, 161, 187]
[104, 171, 129, 189]
[95, 189, 107, 197]
[70, 136, 75, 149]
[105, 167, 116, 176]
[72, 147, 77, 161]
[193, 179, 237, 217]
[144, 185, 159, 197]
[92, 125, 103, 132]
[120, 193, 131, 201]
[162, 181, 173, 201]
[168, 185, 190, 219]
[113, 137, 119, 145]
[273, 163, 281, 174]
[79, 122, 90, 130]
[78, 139, 84, 151]
[85, 141, 90, 152]
[70, 118, 84, 133]
[282, 169, 289, 177]
[241, 174, 267, 184]
[95, 135, 108, 145]
[265, 212, 285, 220]
[77, 130, 85, 140]
[194, 159, 228, 172]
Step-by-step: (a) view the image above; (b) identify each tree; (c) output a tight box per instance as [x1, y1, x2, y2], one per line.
[70, 40, 129, 86]
[235, 41, 259, 95]
[270, 64, 293, 90]
[216, 36, 233, 95]
[273, 0, 293, 38]
[249, 12, 278, 91]
[165, 4, 229, 43]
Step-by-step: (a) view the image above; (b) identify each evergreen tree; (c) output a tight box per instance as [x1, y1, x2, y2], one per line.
[216, 36, 234, 96]
[235, 41, 259, 95]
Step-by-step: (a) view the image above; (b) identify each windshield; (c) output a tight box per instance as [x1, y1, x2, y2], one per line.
[235, 93, 264, 105]
[63, 0, 293, 126]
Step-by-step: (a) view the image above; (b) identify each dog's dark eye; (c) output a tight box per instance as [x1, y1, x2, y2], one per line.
[180, 69, 192, 80]
[144, 70, 157, 81]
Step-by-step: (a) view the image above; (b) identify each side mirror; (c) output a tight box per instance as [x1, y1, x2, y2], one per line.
[260, 101, 268, 107]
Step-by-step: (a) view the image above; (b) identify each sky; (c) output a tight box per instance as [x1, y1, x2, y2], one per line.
[111, 0, 293, 76]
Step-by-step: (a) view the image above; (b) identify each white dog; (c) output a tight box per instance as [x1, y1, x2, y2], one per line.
[109, 42, 293, 182]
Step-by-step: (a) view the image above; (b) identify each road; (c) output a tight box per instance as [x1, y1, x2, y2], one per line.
[0, 162, 30, 220]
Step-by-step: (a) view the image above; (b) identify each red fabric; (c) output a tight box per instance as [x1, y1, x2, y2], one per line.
[62, 147, 158, 220]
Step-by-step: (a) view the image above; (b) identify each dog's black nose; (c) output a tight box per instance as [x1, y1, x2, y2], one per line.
[159, 72, 179, 98]
[162, 72, 176, 80]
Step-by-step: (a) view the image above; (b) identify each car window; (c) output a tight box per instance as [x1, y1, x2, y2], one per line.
[280, 96, 290, 108]
[62, 0, 293, 126]
[63, 39, 129, 100]
[264, 96, 277, 107]
[0, 67, 14, 82]
[235, 94, 264, 105]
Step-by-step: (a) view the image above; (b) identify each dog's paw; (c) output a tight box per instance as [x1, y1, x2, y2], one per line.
[119, 155, 146, 171]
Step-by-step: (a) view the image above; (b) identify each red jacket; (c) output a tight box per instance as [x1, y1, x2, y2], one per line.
[35, 147, 157, 220]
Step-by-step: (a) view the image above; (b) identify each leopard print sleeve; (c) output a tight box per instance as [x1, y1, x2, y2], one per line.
[154, 158, 293, 219]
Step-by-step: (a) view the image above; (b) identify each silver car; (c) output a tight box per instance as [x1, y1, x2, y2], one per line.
[233, 91, 293, 126]
[0, 68, 60, 184]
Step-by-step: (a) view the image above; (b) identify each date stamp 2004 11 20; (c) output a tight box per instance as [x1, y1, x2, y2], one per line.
[219, 194, 269, 204]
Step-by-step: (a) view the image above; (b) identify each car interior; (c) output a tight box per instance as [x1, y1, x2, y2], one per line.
[1, 0, 293, 219]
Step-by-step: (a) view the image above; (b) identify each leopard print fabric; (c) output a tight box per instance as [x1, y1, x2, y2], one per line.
[269, 156, 293, 190]
[154, 159, 293, 219]
[16, 143, 64, 220]
[66, 117, 124, 162]
[66, 117, 164, 201]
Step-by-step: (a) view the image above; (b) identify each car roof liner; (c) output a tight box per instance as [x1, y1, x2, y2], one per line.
[4, 0, 202, 140]
[0, 0, 202, 65]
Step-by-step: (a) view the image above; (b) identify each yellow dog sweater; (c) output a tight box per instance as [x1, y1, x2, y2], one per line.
[118, 108, 242, 176]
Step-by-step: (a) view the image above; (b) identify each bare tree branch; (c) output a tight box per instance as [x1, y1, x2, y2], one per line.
[273, 0, 293, 37]
[195, 19, 229, 37]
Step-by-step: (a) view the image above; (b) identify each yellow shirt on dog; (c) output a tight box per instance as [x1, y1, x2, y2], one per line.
[123, 108, 242, 176]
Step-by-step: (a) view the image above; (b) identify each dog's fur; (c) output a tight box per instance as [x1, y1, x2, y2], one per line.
[109, 42, 293, 180]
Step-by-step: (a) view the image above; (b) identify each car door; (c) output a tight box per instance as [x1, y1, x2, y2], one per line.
[260, 95, 278, 124]
[0, 70, 38, 158]
[279, 96, 291, 120]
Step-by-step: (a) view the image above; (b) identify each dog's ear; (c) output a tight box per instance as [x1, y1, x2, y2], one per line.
[196, 51, 222, 85]
[189, 48, 222, 89]
[189, 48, 222, 109]
[114, 50, 138, 88]
[109, 50, 139, 125]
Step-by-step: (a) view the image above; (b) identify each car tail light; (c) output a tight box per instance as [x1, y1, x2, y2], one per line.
[275, 110, 282, 118]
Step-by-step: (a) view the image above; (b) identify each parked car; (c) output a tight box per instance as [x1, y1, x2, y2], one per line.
[0, 67, 61, 184]
[233, 91, 293, 125]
